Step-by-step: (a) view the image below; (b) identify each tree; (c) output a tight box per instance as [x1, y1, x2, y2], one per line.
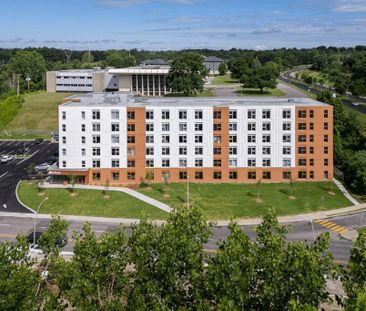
[105, 51, 135, 68]
[343, 151, 366, 195]
[218, 62, 227, 76]
[167, 52, 208, 96]
[25, 163, 35, 179]
[81, 51, 94, 64]
[241, 62, 279, 93]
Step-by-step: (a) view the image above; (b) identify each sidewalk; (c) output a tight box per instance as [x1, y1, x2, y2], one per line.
[333, 178, 360, 206]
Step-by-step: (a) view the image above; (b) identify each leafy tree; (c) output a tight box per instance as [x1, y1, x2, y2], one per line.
[228, 58, 251, 80]
[241, 62, 279, 92]
[167, 52, 208, 96]
[218, 62, 227, 75]
[343, 151, 366, 195]
[105, 51, 135, 68]
[25, 163, 35, 179]
[81, 51, 94, 64]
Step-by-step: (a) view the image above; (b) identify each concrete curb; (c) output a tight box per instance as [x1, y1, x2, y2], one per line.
[339, 230, 359, 242]
[15, 180, 36, 214]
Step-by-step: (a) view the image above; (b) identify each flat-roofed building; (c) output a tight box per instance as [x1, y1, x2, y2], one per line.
[51, 93, 333, 185]
[203, 56, 224, 74]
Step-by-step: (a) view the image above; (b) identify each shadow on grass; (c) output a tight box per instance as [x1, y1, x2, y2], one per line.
[235, 89, 271, 96]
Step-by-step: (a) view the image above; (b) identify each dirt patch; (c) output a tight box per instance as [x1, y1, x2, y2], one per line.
[288, 195, 296, 200]
[37, 192, 46, 197]
[103, 194, 110, 200]
[255, 197, 263, 203]
[70, 192, 78, 197]
[328, 191, 336, 196]
[163, 194, 170, 199]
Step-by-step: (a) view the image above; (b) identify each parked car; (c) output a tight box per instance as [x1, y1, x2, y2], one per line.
[46, 156, 58, 164]
[34, 162, 51, 172]
[34, 138, 44, 145]
[0, 155, 14, 163]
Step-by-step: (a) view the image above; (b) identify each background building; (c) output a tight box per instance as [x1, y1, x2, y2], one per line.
[46, 68, 118, 93]
[203, 56, 224, 74]
[51, 93, 333, 186]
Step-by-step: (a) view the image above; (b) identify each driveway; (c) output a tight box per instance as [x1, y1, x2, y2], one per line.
[277, 82, 309, 98]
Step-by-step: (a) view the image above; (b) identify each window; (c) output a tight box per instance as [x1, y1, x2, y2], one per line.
[179, 147, 187, 155]
[195, 171, 203, 179]
[146, 159, 154, 167]
[112, 172, 120, 181]
[81, 148, 86, 156]
[213, 171, 222, 180]
[127, 172, 135, 180]
[214, 160, 222, 167]
[283, 109, 291, 118]
[112, 123, 120, 132]
[92, 110, 100, 120]
[229, 159, 237, 167]
[324, 135, 329, 142]
[310, 159, 314, 166]
[298, 171, 307, 179]
[298, 147, 307, 154]
[162, 110, 170, 119]
[229, 171, 238, 179]
[195, 135, 203, 143]
[92, 135, 100, 144]
[248, 135, 256, 143]
[283, 135, 291, 143]
[310, 171, 314, 179]
[195, 147, 203, 155]
[146, 110, 154, 119]
[248, 147, 256, 155]
[81, 124, 85, 132]
[262, 122, 271, 131]
[179, 110, 187, 119]
[309, 110, 314, 118]
[248, 159, 256, 167]
[324, 110, 328, 118]
[298, 135, 306, 142]
[248, 172, 256, 179]
[283, 122, 291, 131]
[112, 159, 121, 168]
[195, 110, 203, 119]
[213, 124, 222, 131]
[162, 147, 170, 155]
[229, 135, 237, 143]
[248, 123, 256, 131]
[213, 111, 221, 119]
[262, 109, 271, 119]
[162, 123, 170, 131]
[62, 148, 66, 156]
[262, 147, 271, 155]
[81, 161, 86, 168]
[309, 135, 314, 142]
[62, 137, 66, 144]
[262, 135, 271, 143]
[283, 159, 291, 167]
[127, 148, 135, 156]
[92, 147, 100, 156]
[92, 160, 100, 168]
[111, 147, 120, 156]
[143, 146, 153, 156]
[324, 122, 328, 130]
[283, 147, 291, 155]
[309, 122, 314, 130]
[179, 123, 187, 131]
[146, 135, 154, 144]
[213, 147, 221, 155]
[81, 111, 85, 120]
[229, 123, 237, 131]
[298, 110, 306, 118]
[179, 159, 187, 167]
[111, 110, 119, 119]
[195, 159, 203, 167]
[263, 172, 271, 179]
[324, 159, 329, 166]
[298, 159, 307, 166]
[112, 135, 120, 143]
[298, 123, 306, 130]
[262, 159, 271, 167]
[179, 172, 188, 180]
[92, 123, 100, 132]
[127, 160, 135, 168]
[229, 147, 237, 155]
[62, 124, 66, 132]
[127, 111, 135, 120]
[213, 136, 221, 143]
[324, 147, 328, 154]
[162, 135, 170, 143]
[324, 171, 329, 179]
[195, 123, 203, 131]
[229, 110, 237, 119]
[283, 172, 291, 179]
[248, 109, 256, 119]
[310, 147, 314, 154]
[93, 173, 100, 181]
[146, 123, 154, 131]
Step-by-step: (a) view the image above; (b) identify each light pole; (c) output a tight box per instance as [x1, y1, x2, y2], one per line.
[186, 174, 190, 208]
[309, 217, 316, 242]
[33, 197, 48, 247]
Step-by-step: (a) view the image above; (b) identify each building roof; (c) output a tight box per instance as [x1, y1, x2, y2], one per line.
[108, 65, 170, 75]
[141, 58, 169, 66]
[204, 56, 224, 62]
[61, 92, 330, 108]
[51, 68, 107, 74]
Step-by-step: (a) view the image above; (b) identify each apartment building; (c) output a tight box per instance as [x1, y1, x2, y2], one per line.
[50, 93, 333, 185]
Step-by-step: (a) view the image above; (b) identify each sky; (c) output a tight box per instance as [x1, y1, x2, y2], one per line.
[0, 0, 365, 50]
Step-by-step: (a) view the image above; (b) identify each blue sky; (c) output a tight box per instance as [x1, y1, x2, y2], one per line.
[0, 0, 365, 50]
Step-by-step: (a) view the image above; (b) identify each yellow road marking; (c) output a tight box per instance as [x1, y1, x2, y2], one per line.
[0, 234, 17, 238]
[315, 220, 329, 225]
[327, 224, 340, 229]
[332, 226, 344, 232]
[338, 228, 349, 234]
[323, 223, 336, 228]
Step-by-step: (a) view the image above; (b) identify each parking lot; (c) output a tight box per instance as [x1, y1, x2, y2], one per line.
[0, 140, 58, 213]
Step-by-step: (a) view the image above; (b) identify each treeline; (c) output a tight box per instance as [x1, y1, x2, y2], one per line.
[1, 208, 366, 310]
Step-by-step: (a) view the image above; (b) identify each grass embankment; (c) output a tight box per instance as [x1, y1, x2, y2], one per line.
[18, 181, 168, 219]
[0, 92, 73, 139]
[0, 95, 24, 130]
[211, 75, 240, 85]
[296, 69, 334, 88]
[138, 182, 351, 220]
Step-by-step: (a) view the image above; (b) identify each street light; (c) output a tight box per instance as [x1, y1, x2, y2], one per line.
[309, 217, 316, 242]
[33, 197, 48, 247]
[186, 174, 190, 208]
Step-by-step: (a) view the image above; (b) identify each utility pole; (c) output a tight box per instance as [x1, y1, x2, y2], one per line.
[186, 174, 190, 208]
[26, 74, 31, 92]
[16, 74, 20, 97]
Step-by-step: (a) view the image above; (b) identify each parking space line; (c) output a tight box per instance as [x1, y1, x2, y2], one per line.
[0, 172, 8, 179]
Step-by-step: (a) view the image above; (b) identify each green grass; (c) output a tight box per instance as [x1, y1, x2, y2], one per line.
[211, 75, 240, 85]
[0, 92, 73, 139]
[297, 69, 333, 87]
[197, 89, 214, 97]
[235, 87, 285, 97]
[138, 182, 352, 220]
[18, 181, 168, 219]
[0, 95, 23, 129]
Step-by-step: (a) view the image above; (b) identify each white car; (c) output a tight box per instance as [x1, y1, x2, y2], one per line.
[0, 155, 14, 163]
[34, 162, 50, 172]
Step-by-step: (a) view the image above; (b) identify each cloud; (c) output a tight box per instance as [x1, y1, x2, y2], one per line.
[251, 29, 282, 35]
[98, 0, 197, 7]
[255, 44, 267, 51]
[124, 40, 146, 44]
[334, 0, 366, 12]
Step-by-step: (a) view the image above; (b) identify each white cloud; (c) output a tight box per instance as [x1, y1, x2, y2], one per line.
[98, 0, 197, 6]
[255, 44, 267, 51]
[334, 0, 366, 12]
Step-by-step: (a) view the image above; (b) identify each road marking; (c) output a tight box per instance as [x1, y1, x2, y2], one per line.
[314, 219, 350, 235]
[0, 172, 8, 179]
[203, 248, 217, 254]
[0, 233, 17, 238]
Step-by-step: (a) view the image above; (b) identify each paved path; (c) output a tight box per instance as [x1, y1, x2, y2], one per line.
[277, 82, 309, 98]
[40, 183, 172, 213]
[333, 178, 360, 206]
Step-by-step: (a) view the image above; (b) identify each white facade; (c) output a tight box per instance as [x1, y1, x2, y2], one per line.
[55, 71, 94, 93]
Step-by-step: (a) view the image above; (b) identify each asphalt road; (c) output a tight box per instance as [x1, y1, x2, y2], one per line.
[0, 140, 58, 213]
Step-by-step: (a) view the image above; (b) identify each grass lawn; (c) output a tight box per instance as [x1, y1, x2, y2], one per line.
[0, 92, 73, 139]
[235, 87, 285, 97]
[297, 69, 333, 88]
[198, 89, 215, 97]
[138, 182, 352, 220]
[18, 181, 168, 219]
[211, 75, 240, 85]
